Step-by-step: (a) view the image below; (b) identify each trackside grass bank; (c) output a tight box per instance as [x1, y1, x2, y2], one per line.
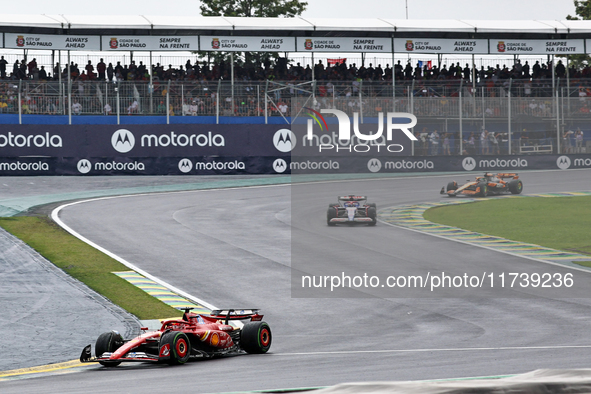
[0, 216, 181, 320]
[424, 196, 591, 260]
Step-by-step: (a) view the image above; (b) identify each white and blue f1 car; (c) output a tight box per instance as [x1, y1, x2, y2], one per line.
[327, 195, 377, 226]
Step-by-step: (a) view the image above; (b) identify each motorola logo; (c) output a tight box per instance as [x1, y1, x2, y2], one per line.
[178, 158, 193, 173]
[462, 156, 476, 171]
[367, 158, 382, 173]
[77, 159, 92, 174]
[273, 129, 296, 152]
[556, 155, 571, 170]
[273, 158, 288, 173]
[111, 129, 135, 153]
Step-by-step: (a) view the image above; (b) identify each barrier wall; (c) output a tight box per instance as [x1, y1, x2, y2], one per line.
[0, 123, 589, 175]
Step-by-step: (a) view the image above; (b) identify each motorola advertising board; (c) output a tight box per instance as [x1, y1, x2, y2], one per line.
[0, 124, 289, 176]
[0, 124, 587, 175]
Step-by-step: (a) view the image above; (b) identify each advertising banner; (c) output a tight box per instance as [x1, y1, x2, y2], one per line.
[0, 123, 587, 175]
[0, 124, 285, 157]
[101, 36, 199, 51]
[5, 33, 100, 50]
[296, 37, 392, 52]
[394, 38, 488, 54]
[0, 156, 283, 176]
[200, 36, 296, 52]
[492, 39, 585, 54]
[281, 154, 591, 174]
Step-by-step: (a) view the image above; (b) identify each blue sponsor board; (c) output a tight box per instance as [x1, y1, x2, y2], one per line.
[0, 124, 284, 157]
[0, 122, 588, 175]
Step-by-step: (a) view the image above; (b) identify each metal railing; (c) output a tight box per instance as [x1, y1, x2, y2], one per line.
[0, 78, 582, 118]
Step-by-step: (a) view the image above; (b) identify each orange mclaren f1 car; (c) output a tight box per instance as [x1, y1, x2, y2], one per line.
[440, 173, 523, 197]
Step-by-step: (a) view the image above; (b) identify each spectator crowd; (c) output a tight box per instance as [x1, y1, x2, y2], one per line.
[0, 54, 582, 87]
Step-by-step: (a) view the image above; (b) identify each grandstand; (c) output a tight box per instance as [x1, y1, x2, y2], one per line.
[1, 15, 590, 158]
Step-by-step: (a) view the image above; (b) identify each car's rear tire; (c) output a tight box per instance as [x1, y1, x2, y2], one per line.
[327, 207, 337, 226]
[446, 181, 458, 192]
[508, 180, 523, 194]
[160, 331, 191, 365]
[367, 207, 377, 226]
[241, 321, 272, 354]
[95, 331, 124, 367]
[478, 183, 488, 197]
[367, 203, 377, 208]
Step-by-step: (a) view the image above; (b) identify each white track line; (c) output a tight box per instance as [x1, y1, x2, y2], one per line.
[51, 196, 219, 311]
[272, 344, 591, 357]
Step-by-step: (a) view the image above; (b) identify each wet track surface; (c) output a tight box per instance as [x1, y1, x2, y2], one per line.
[2, 170, 591, 393]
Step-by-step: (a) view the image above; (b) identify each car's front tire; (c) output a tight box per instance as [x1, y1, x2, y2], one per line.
[327, 207, 337, 226]
[446, 181, 458, 192]
[160, 331, 191, 365]
[478, 183, 488, 197]
[95, 331, 124, 367]
[367, 207, 377, 226]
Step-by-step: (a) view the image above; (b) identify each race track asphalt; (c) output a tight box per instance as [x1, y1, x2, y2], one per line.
[2, 170, 591, 393]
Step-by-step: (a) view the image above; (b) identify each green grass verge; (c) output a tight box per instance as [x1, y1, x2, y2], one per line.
[0, 216, 181, 320]
[424, 196, 591, 257]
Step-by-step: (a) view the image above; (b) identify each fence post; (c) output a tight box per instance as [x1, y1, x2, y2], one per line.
[265, 80, 268, 125]
[68, 78, 72, 125]
[231, 52, 235, 116]
[67, 50, 71, 125]
[216, 79, 221, 124]
[105, 83, 108, 116]
[18, 80, 22, 125]
[116, 83, 120, 125]
[508, 78, 512, 155]
[481, 86, 485, 130]
[459, 80, 463, 155]
[257, 85, 260, 117]
[359, 79, 363, 124]
[149, 51, 153, 115]
[556, 88, 560, 154]
[166, 80, 170, 125]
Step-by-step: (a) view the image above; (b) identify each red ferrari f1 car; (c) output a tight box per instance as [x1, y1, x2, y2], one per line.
[440, 173, 523, 197]
[80, 308, 271, 366]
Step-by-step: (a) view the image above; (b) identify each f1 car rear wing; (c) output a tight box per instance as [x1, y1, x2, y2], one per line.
[496, 173, 519, 179]
[338, 195, 367, 201]
[210, 309, 264, 324]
